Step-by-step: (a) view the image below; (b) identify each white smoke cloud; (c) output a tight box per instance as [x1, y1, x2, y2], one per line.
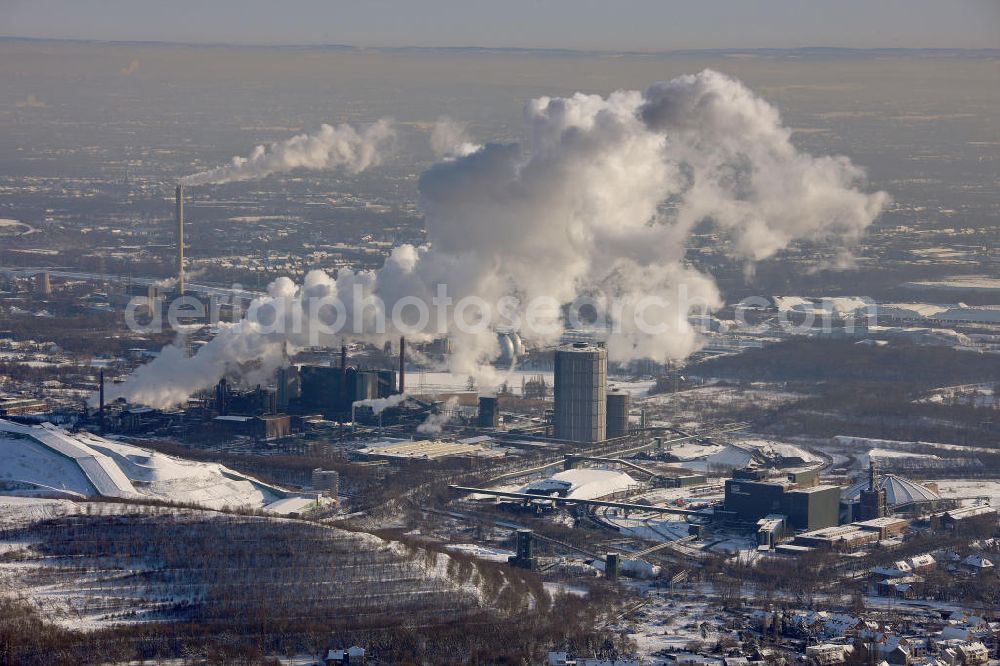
[180, 119, 395, 186]
[416, 396, 459, 435]
[430, 117, 481, 159]
[110, 70, 888, 409]
[353, 393, 408, 416]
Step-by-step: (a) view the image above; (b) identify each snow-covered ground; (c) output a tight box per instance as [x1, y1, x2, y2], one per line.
[0, 420, 290, 510]
[930, 479, 1000, 506]
[919, 383, 998, 409]
[626, 594, 731, 660]
[445, 543, 515, 563]
[832, 434, 999, 457]
[0, 501, 489, 632]
[636, 384, 804, 431]
[0, 496, 76, 527]
[674, 438, 820, 472]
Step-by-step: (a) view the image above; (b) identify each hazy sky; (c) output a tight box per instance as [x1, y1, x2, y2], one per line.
[2, 0, 998, 50]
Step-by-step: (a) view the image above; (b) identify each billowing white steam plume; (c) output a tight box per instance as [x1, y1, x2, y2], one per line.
[416, 396, 459, 435]
[353, 393, 408, 416]
[108, 70, 888, 409]
[180, 119, 394, 186]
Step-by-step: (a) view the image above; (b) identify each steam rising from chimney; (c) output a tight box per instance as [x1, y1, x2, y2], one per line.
[180, 120, 395, 186]
[107, 70, 889, 410]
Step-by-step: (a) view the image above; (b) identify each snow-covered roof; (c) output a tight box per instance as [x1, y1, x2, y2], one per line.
[326, 646, 365, 660]
[522, 468, 637, 501]
[843, 474, 941, 506]
[773, 295, 871, 317]
[963, 555, 993, 569]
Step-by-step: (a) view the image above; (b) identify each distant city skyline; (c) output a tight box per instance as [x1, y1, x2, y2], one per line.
[1, 0, 998, 51]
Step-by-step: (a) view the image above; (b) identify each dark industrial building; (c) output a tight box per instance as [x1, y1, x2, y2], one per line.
[213, 414, 291, 440]
[723, 469, 841, 531]
[478, 396, 500, 428]
[298, 365, 397, 415]
[508, 529, 536, 570]
[782, 485, 842, 532]
[856, 461, 888, 521]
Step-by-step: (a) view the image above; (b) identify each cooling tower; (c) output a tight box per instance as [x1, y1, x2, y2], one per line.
[553, 342, 607, 443]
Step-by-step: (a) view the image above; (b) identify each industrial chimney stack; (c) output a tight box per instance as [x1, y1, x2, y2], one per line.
[98, 369, 105, 432]
[175, 184, 185, 294]
[398, 336, 405, 394]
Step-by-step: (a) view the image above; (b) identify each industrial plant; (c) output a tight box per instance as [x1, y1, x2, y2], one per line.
[0, 24, 998, 666]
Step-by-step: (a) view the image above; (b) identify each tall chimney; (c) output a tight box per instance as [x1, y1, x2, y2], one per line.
[398, 336, 405, 394]
[37, 271, 52, 296]
[175, 184, 185, 294]
[98, 369, 105, 432]
[340, 343, 348, 408]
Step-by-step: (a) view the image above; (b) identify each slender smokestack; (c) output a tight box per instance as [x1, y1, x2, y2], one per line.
[98, 369, 105, 432]
[398, 336, 405, 394]
[340, 344, 348, 407]
[175, 184, 185, 295]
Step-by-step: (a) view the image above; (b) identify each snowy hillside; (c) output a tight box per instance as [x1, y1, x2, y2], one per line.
[0, 420, 287, 510]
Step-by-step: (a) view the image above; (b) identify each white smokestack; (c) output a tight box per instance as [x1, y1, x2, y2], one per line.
[180, 119, 394, 186]
[108, 70, 889, 410]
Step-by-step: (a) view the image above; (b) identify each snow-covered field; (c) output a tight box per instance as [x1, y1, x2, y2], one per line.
[636, 384, 804, 430]
[445, 543, 515, 563]
[930, 479, 1000, 506]
[832, 434, 999, 457]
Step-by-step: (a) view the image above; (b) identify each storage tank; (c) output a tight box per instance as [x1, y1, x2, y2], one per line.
[497, 333, 516, 365]
[606, 389, 630, 438]
[510, 332, 525, 357]
[553, 342, 607, 443]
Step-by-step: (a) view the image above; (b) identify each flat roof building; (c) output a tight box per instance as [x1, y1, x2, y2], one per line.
[725, 477, 841, 531]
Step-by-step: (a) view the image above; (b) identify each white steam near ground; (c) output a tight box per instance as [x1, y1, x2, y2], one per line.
[105, 70, 889, 409]
[416, 397, 460, 435]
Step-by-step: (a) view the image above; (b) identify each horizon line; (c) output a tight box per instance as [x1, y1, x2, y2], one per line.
[1, 35, 998, 57]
